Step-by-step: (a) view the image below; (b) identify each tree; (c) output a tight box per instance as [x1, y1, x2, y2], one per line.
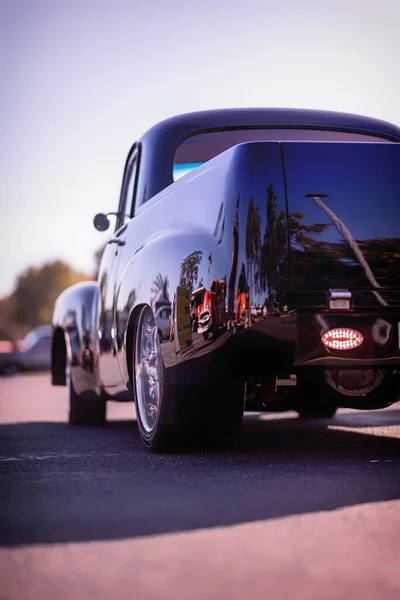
[0, 296, 18, 341]
[11, 260, 91, 330]
[179, 251, 203, 290]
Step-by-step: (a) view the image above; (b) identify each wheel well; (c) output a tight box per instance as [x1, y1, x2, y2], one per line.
[125, 304, 147, 388]
[52, 327, 67, 385]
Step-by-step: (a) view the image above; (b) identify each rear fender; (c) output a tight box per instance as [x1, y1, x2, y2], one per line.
[115, 230, 225, 388]
[52, 281, 101, 396]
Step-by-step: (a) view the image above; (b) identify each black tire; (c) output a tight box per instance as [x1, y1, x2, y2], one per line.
[296, 405, 337, 419]
[202, 331, 209, 341]
[137, 378, 245, 452]
[158, 329, 163, 343]
[3, 362, 19, 376]
[68, 369, 106, 425]
[134, 306, 244, 452]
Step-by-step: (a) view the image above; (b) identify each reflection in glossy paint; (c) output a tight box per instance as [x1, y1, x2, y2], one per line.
[243, 183, 290, 317]
[309, 195, 387, 306]
[190, 278, 227, 341]
[213, 202, 225, 245]
[283, 142, 400, 296]
[260, 184, 288, 312]
[151, 273, 170, 310]
[228, 194, 240, 325]
[245, 197, 261, 299]
[179, 250, 203, 290]
[151, 274, 172, 344]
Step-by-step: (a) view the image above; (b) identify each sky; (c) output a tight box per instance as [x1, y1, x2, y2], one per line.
[0, 0, 399, 297]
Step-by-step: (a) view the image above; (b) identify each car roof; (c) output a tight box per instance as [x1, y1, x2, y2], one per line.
[141, 108, 400, 145]
[135, 108, 400, 205]
[31, 325, 52, 336]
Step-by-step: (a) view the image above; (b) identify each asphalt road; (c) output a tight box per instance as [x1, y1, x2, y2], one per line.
[1, 373, 400, 599]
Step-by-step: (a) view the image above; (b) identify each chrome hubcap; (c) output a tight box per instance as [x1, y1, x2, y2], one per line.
[135, 306, 162, 433]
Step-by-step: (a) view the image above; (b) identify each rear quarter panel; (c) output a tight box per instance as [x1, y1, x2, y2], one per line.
[113, 142, 290, 387]
[52, 281, 101, 395]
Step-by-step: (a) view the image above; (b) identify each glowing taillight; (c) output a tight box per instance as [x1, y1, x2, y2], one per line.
[321, 328, 363, 350]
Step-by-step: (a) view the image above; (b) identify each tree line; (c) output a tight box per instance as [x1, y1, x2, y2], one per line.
[0, 260, 92, 341]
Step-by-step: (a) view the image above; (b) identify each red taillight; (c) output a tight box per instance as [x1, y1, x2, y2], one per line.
[321, 328, 363, 350]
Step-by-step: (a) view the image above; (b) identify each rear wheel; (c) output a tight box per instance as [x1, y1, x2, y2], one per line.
[134, 305, 244, 451]
[3, 362, 19, 376]
[68, 366, 106, 425]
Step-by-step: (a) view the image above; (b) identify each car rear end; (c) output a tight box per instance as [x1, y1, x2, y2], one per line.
[278, 141, 400, 407]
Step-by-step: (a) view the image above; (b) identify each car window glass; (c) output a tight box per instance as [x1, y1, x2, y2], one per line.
[125, 159, 137, 216]
[173, 128, 392, 181]
[32, 338, 51, 351]
[117, 149, 138, 230]
[23, 328, 51, 351]
[23, 330, 40, 351]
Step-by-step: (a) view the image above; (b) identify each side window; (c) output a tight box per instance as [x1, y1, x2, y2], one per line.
[116, 146, 139, 231]
[30, 337, 51, 352]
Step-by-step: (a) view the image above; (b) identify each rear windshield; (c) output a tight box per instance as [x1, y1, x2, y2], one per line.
[173, 128, 392, 181]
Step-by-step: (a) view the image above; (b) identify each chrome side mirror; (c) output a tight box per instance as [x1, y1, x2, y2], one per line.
[93, 212, 130, 232]
[93, 213, 111, 231]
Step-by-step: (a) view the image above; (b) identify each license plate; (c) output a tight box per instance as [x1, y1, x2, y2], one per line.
[329, 298, 351, 310]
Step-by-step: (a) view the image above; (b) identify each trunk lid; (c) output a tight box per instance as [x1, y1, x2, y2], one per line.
[281, 142, 400, 296]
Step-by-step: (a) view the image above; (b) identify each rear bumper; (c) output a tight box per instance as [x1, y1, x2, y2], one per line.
[167, 309, 400, 388]
[295, 311, 400, 368]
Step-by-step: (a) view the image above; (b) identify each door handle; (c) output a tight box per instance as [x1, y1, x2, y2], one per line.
[108, 238, 126, 246]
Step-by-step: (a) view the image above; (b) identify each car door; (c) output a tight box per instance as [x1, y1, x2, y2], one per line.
[98, 145, 139, 391]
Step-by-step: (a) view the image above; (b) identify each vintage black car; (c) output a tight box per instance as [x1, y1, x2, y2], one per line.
[51, 108, 400, 451]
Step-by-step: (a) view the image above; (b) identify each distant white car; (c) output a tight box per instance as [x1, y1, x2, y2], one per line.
[0, 325, 52, 375]
[155, 306, 172, 342]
